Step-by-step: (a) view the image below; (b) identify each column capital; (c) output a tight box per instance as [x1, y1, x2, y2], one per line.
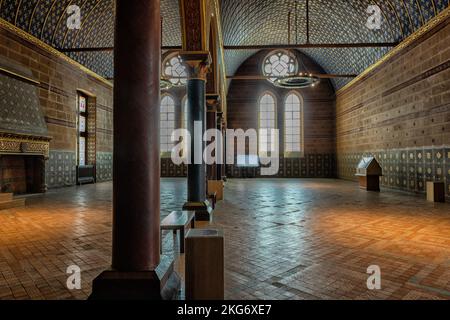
[206, 93, 221, 111]
[179, 51, 211, 81]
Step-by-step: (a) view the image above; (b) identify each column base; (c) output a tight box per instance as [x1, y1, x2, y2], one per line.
[183, 201, 212, 221]
[89, 256, 180, 300]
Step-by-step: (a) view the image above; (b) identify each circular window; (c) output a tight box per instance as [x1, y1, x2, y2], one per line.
[263, 51, 297, 83]
[163, 54, 187, 86]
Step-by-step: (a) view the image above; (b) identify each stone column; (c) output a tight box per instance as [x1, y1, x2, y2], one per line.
[180, 51, 212, 221]
[216, 112, 224, 180]
[221, 117, 227, 180]
[90, 0, 179, 300]
[206, 94, 220, 181]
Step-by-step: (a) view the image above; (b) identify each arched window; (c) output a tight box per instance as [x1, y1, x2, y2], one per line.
[262, 51, 297, 83]
[259, 93, 277, 156]
[182, 97, 188, 130]
[284, 93, 302, 155]
[181, 97, 189, 158]
[160, 95, 176, 155]
[163, 54, 187, 86]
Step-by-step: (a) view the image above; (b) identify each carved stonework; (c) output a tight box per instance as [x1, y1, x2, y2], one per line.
[206, 93, 221, 112]
[180, 0, 207, 51]
[0, 133, 50, 158]
[179, 51, 212, 81]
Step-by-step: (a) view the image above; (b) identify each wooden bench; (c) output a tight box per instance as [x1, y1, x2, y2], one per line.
[208, 191, 217, 209]
[160, 211, 195, 253]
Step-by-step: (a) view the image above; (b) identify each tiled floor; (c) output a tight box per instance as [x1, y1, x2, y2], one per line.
[1, 178, 450, 300]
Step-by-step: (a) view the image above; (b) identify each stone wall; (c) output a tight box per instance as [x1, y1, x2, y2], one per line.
[336, 13, 450, 198]
[0, 21, 113, 189]
[226, 50, 336, 178]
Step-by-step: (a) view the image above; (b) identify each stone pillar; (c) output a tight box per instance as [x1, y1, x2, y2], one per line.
[216, 112, 224, 180]
[221, 117, 227, 180]
[180, 51, 213, 221]
[206, 94, 220, 181]
[90, 0, 179, 300]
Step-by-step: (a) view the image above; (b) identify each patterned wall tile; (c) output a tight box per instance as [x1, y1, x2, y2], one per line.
[0, 73, 48, 136]
[45, 151, 76, 188]
[96, 152, 112, 182]
[222, 154, 336, 179]
[338, 146, 450, 198]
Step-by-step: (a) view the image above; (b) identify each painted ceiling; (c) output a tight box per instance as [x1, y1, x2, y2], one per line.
[0, 0, 448, 89]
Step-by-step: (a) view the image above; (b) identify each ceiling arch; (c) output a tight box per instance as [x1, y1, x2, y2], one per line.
[221, 0, 449, 89]
[0, 0, 448, 88]
[0, 0, 181, 79]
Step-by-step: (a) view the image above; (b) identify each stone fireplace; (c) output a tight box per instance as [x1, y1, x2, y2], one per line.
[0, 133, 50, 194]
[0, 56, 51, 195]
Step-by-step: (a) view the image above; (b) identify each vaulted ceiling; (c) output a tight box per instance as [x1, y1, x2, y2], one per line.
[0, 0, 448, 89]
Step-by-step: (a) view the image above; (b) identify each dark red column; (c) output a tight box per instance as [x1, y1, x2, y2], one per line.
[90, 0, 179, 300]
[112, 0, 161, 272]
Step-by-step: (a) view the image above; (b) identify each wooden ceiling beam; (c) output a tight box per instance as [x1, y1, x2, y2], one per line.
[227, 74, 357, 80]
[57, 43, 397, 53]
[58, 46, 182, 53]
[223, 43, 398, 50]
[105, 74, 357, 81]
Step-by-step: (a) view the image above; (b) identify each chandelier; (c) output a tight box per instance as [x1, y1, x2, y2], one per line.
[274, 72, 320, 89]
[273, 3, 320, 89]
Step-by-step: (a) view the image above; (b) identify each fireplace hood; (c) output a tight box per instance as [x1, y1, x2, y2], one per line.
[0, 56, 51, 157]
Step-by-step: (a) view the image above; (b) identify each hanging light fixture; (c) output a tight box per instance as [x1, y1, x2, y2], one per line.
[273, 3, 320, 89]
[274, 73, 320, 88]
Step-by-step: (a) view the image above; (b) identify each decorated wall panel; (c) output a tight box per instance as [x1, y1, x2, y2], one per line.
[336, 14, 450, 198]
[0, 20, 114, 189]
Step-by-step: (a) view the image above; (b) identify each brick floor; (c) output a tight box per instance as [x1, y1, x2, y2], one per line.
[1, 178, 450, 300]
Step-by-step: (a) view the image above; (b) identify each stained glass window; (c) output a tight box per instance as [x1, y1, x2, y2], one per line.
[79, 96, 86, 112]
[79, 137, 86, 166]
[259, 93, 276, 156]
[284, 93, 302, 154]
[164, 55, 187, 86]
[79, 115, 86, 133]
[183, 97, 188, 130]
[77, 93, 88, 166]
[263, 51, 297, 83]
[182, 97, 189, 158]
[160, 95, 176, 154]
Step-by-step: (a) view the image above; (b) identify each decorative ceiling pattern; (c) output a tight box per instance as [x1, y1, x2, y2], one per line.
[0, 0, 448, 89]
[221, 0, 450, 89]
[0, 0, 181, 79]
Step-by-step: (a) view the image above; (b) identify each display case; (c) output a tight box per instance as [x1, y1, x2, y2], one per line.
[355, 157, 382, 191]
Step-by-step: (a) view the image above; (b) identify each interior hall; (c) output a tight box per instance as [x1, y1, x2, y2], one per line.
[0, 0, 449, 300]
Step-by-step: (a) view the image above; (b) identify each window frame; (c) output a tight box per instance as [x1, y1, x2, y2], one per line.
[160, 94, 176, 158]
[77, 93, 88, 166]
[283, 91, 304, 158]
[262, 50, 298, 84]
[258, 91, 278, 158]
[163, 53, 187, 86]
[181, 96, 189, 160]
